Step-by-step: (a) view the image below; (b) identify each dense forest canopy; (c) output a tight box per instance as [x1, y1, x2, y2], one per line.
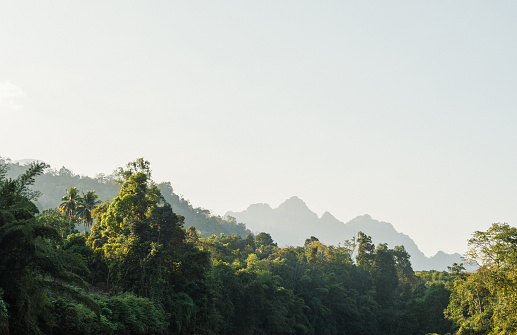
[1, 158, 251, 238]
[227, 198, 465, 271]
[1, 158, 464, 271]
[0, 158, 514, 335]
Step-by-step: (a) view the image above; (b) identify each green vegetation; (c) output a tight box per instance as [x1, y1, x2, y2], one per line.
[445, 223, 517, 334]
[0, 158, 515, 334]
[1, 158, 251, 238]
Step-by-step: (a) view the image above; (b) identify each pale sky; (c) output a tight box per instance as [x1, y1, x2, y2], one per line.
[1, 1, 516, 257]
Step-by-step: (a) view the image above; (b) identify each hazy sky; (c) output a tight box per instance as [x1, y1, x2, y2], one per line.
[1, 1, 516, 257]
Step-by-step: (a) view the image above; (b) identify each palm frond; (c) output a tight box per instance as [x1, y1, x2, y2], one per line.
[15, 162, 49, 200]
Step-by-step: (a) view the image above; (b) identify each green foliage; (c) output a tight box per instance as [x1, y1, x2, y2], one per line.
[38, 208, 77, 238]
[0, 289, 8, 335]
[1, 159, 251, 241]
[2, 158, 476, 334]
[1, 159, 120, 218]
[76, 190, 100, 231]
[371, 243, 398, 307]
[445, 223, 517, 334]
[104, 293, 167, 333]
[416, 269, 457, 290]
[88, 160, 211, 334]
[0, 161, 53, 334]
[0, 161, 101, 334]
[159, 182, 252, 238]
[49, 293, 167, 335]
[356, 232, 375, 269]
[87, 172, 159, 270]
[50, 298, 100, 335]
[256, 232, 276, 247]
[113, 158, 152, 185]
[60, 233, 94, 278]
[409, 281, 453, 334]
[196, 231, 451, 335]
[59, 186, 81, 234]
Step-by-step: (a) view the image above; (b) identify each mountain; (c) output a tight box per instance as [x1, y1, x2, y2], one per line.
[227, 196, 464, 271]
[2, 159, 467, 271]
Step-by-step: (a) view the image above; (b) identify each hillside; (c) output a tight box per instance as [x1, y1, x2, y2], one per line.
[1, 160, 466, 335]
[1, 158, 251, 238]
[227, 196, 464, 271]
[3, 158, 464, 271]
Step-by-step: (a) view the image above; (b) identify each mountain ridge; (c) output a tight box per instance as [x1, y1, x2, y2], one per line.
[227, 196, 464, 271]
[3, 159, 465, 271]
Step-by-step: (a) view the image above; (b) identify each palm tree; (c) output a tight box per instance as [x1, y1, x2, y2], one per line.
[59, 186, 80, 234]
[77, 190, 100, 232]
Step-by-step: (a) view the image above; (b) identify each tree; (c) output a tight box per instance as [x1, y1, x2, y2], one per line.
[255, 232, 276, 247]
[304, 236, 319, 248]
[76, 190, 100, 232]
[446, 223, 517, 334]
[392, 245, 417, 300]
[186, 225, 199, 243]
[0, 161, 99, 334]
[38, 208, 72, 238]
[88, 160, 211, 333]
[356, 232, 375, 269]
[114, 157, 152, 185]
[88, 172, 158, 286]
[371, 243, 398, 307]
[59, 186, 81, 234]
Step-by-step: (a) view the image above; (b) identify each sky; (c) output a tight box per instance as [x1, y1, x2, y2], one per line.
[1, 1, 516, 257]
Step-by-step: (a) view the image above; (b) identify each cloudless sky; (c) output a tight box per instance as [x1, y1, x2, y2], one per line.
[1, 1, 516, 257]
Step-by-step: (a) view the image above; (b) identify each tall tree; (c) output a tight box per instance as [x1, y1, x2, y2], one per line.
[0, 162, 99, 334]
[114, 157, 153, 185]
[59, 186, 81, 234]
[356, 232, 375, 270]
[76, 190, 100, 232]
[88, 159, 211, 333]
[446, 223, 517, 334]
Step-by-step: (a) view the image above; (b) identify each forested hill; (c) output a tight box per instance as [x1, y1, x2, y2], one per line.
[158, 182, 250, 237]
[2, 158, 516, 335]
[1, 158, 250, 238]
[227, 196, 463, 271]
[4, 159, 461, 271]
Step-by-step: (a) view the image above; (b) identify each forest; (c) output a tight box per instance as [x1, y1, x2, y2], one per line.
[1, 159, 516, 335]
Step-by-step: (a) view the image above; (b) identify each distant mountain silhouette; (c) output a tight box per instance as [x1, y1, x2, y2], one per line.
[227, 196, 464, 271]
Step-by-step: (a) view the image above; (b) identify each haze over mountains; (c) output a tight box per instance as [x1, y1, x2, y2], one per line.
[227, 196, 464, 271]
[3, 158, 465, 271]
